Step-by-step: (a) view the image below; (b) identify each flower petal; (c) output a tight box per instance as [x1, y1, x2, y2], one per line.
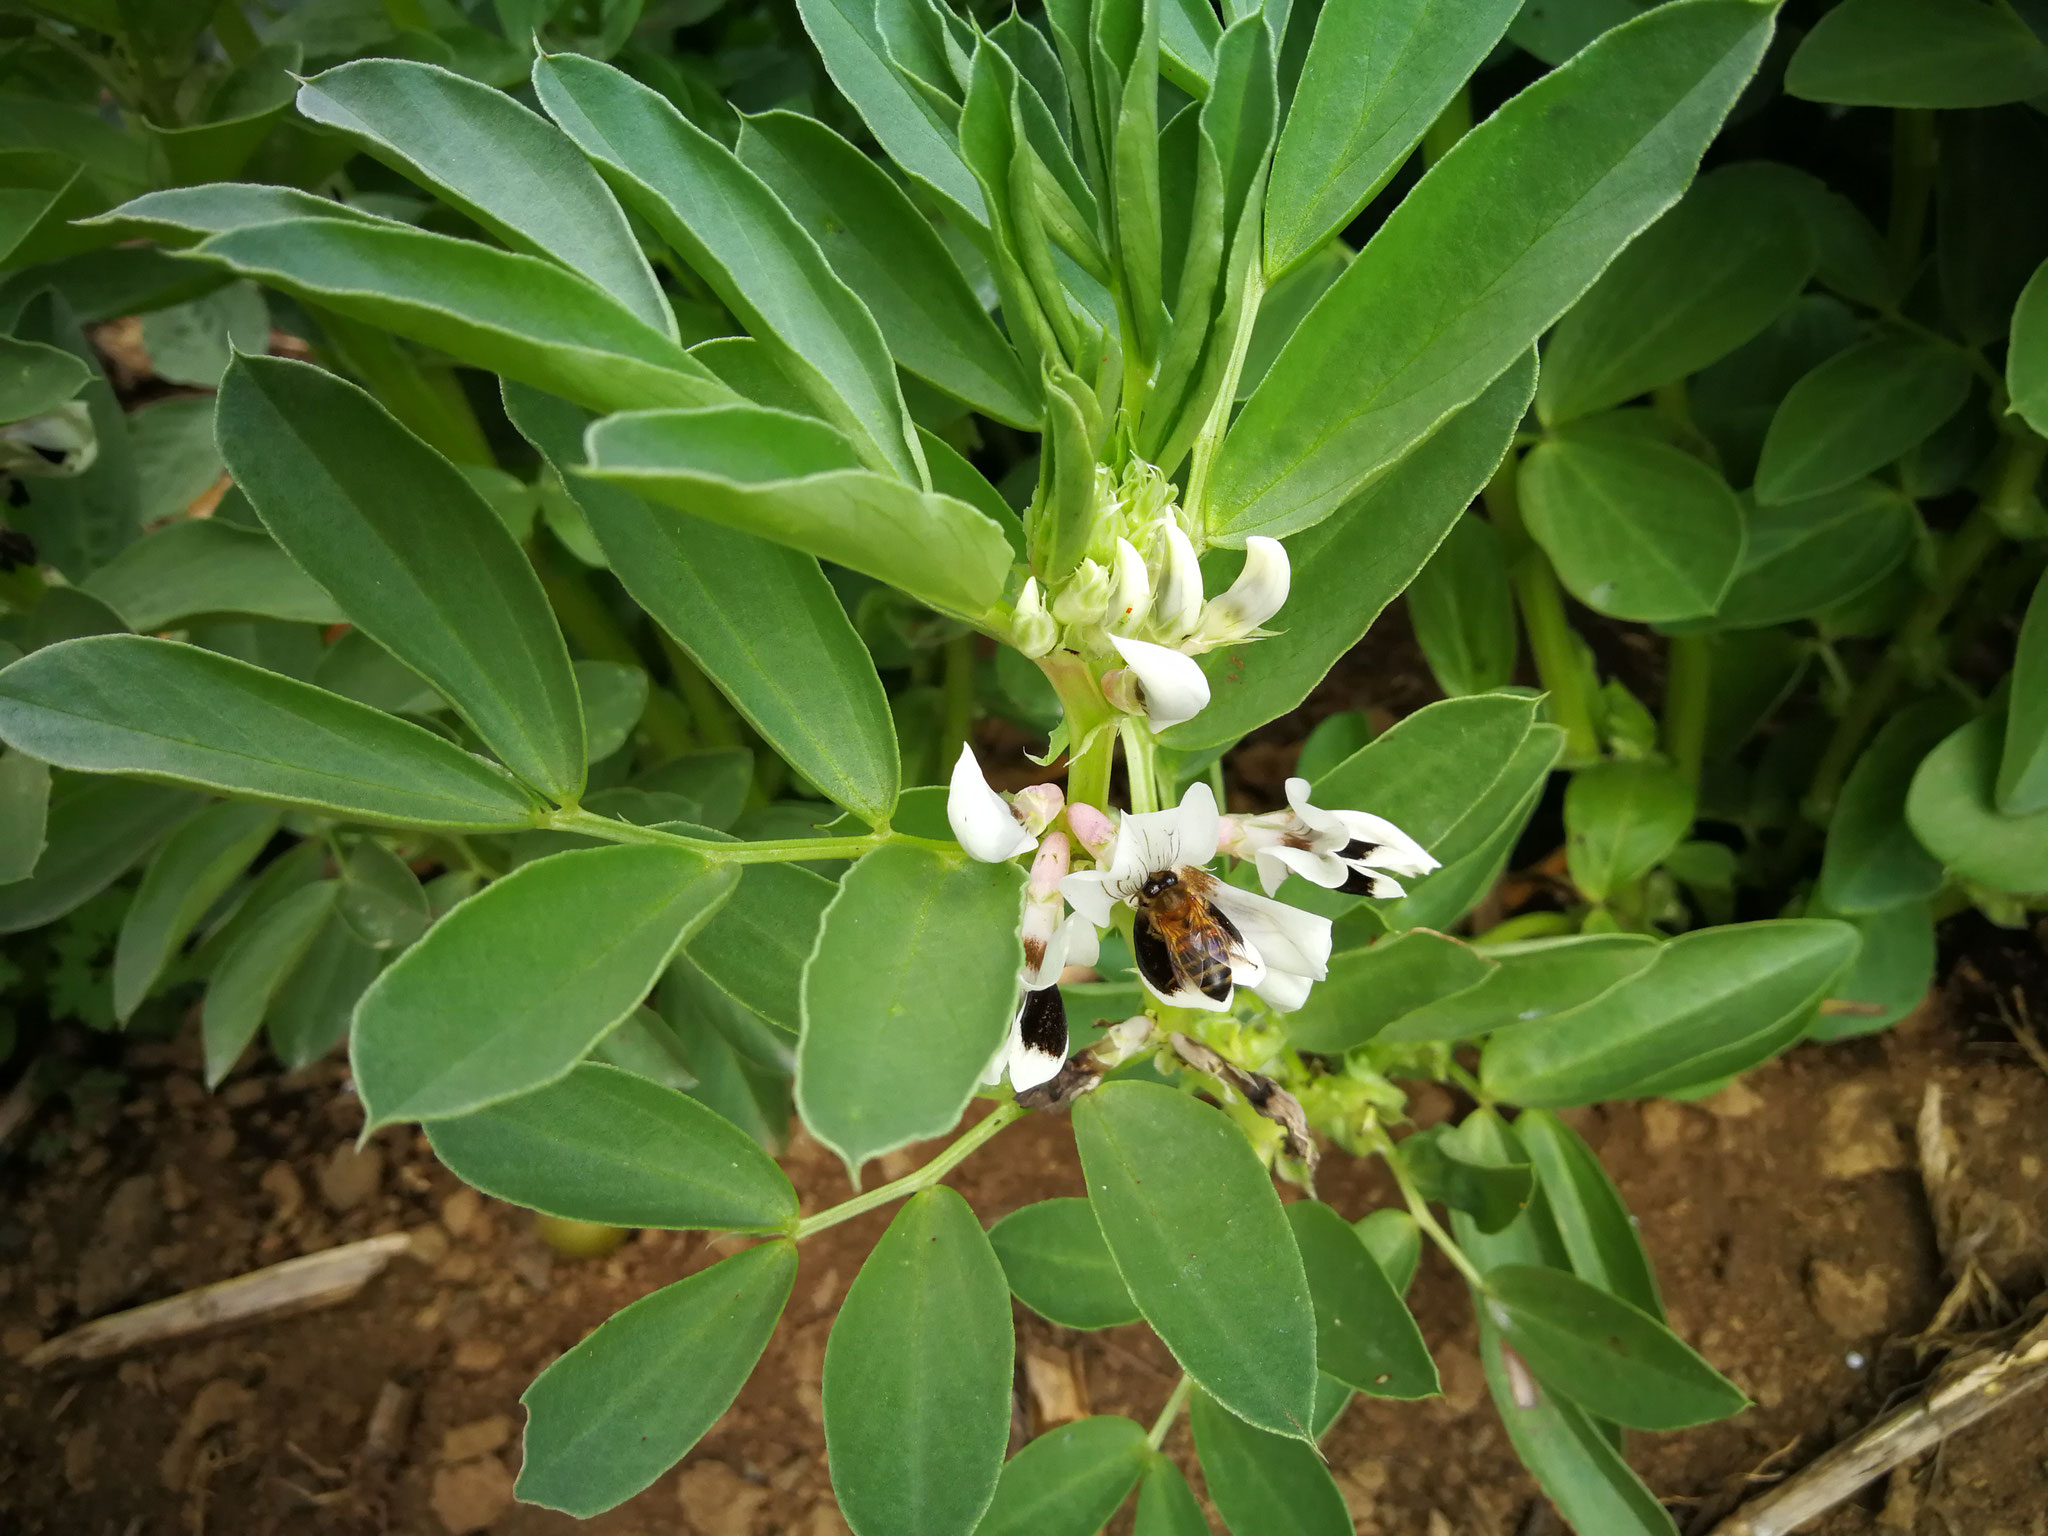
[1174, 780, 1222, 866]
[947, 744, 1036, 863]
[1064, 918, 1100, 971]
[1335, 809, 1440, 877]
[1059, 869, 1121, 928]
[1267, 843, 1350, 892]
[1137, 969, 1232, 1011]
[1196, 535, 1290, 645]
[1007, 986, 1068, 1091]
[1250, 968, 1315, 1013]
[1206, 885, 1332, 981]
[1109, 634, 1211, 732]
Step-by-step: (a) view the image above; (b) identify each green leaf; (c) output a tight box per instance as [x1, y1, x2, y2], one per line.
[0, 750, 50, 885]
[0, 636, 544, 831]
[0, 773, 197, 934]
[1265, 0, 1521, 276]
[1166, 351, 1533, 750]
[1538, 163, 1816, 425]
[7, 291, 139, 581]
[1381, 724, 1563, 934]
[353, 844, 736, 1126]
[574, 660, 647, 764]
[1807, 899, 1935, 1041]
[738, 110, 1036, 429]
[82, 520, 345, 632]
[1208, 0, 1774, 541]
[1476, 1320, 1680, 1536]
[797, 844, 1023, 1173]
[113, 801, 279, 1022]
[1820, 698, 1966, 914]
[127, 396, 224, 525]
[1188, 1387, 1351, 1536]
[1283, 930, 1496, 1053]
[219, 354, 585, 802]
[1285, 1200, 1439, 1399]
[1355, 1209, 1422, 1294]
[334, 837, 429, 950]
[136, 281, 270, 388]
[1935, 108, 2048, 349]
[1481, 919, 1861, 1106]
[1754, 334, 1973, 506]
[1401, 1123, 1534, 1234]
[1997, 567, 2048, 815]
[1131, 1456, 1209, 1536]
[204, 879, 337, 1086]
[988, 1196, 1142, 1330]
[1520, 425, 1745, 623]
[189, 219, 727, 415]
[502, 383, 899, 823]
[2010, 260, 2048, 440]
[582, 405, 1014, 617]
[1564, 760, 1695, 901]
[1907, 711, 2048, 895]
[295, 59, 674, 336]
[684, 861, 833, 1036]
[824, 1187, 1013, 1536]
[1406, 512, 1518, 698]
[975, 1417, 1150, 1536]
[86, 183, 401, 245]
[424, 1062, 796, 1229]
[1382, 933, 1660, 1044]
[517, 1240, 796, 1516]
[1711, 480, 1920, 628]
[264, 911, 383, 1070]
[1786, 0, 2048, 108]
[794, 0, 986, 233]
[534, 55, 922, 483]
[589, 1003, 699, 1090]
[1075, 1080, 1318, 1440]
[1483, 1264, 1745, 1429]
[0, 333, 89, 420]
[1514, 1110, 1662, 1318]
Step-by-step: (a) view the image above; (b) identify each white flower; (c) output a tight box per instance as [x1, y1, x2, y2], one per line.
[946, 745, 1038, 863]
[1061, 782, 1331, 1014]
[1105, 536, 1151, 635]
[1010, 577, 1057, 659]
[1021, 833, 1076, 988]
[1107, 634, 1210, 732]
[1052, 557, 1111, 626]
[1149, 521, 1203, 643]
[1218, 776, 1439, 898]
[1193, 536, 1289, 649]
[985, 984, 1068, 1091]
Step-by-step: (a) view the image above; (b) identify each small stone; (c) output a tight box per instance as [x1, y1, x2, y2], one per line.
[1640, 1099, 1697, 1151]
[1819, 1082, 1907, 1181]
[62, 1423, 98, 1491]
[160, 1165, 195, 1213]
[436, 1252, 480, 1284]
[221, 1080, 267, 1108]
[804, 1505, 851, 1536]
[431, 1456, 515, 1534]
[407, 1225, 451, 1265]
[441, 1187, 483, 1239]
[259, 1163, 305, 1225]
[676, 1459, 769, 1536]
[1807, 1258, 1907, 1339]
[1701, 1079, 1764, 1119]
[317, 1144, 383, 1214]
[1337, 1459, 1388, 1522]
[438, 1415, 511, 1463]
[453, 1339, 505, 1374]
[75, 1174, 163, 1317]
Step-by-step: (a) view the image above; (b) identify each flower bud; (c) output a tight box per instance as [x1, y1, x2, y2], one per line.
[1066, 802, 1117, 859]
[1010, 577, 1057, 658]
[1052, 558, 1110, 626]
[1149, 521, 1203, 643]
[1104, 537, 1150, 635]
[1195, 536, 1290, 647]
[1011, 781, 1066, 838]
[1109, 634, 1211, 732]
[946, 744, 1037, 863]
[1100, 666, 1142, 714]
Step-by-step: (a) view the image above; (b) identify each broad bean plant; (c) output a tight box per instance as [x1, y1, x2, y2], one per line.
[2, 0, 2047, 1531]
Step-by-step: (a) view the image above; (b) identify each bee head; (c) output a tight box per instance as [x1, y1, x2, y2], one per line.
[1139, 869, 1179, 900]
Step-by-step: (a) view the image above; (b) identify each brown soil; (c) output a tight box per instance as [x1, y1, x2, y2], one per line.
[3, 953, 2045, 1536]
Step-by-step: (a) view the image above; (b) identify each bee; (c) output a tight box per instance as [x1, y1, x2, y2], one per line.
[1132, 866, 1244, 1004]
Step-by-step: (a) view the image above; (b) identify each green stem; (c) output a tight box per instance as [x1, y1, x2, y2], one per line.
[1184, 264, 1267, 534]
[939, 632, 977, 770]
[1146, 1374, 1194, 1451]
[1887, 108, 1937, 283]
[546, 806, 929, 863]
[791, 1101, 1025, 1238]
[1662, 632, 1712, 792]
[1806, 433, 2039, 819]
[1381, 1137, 1488, 1291]
[1121, 719, 1162, 813]
[1042, 651, 1120, 810]
[1483, 455, 1601, 765]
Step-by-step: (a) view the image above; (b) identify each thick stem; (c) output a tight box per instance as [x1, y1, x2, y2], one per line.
[1483, 455, 1602, 765]
[1041, 651, 1121, 811]
[1662, 632, 1712, 792]
[939, 633, 977, 770]
[1147, 1374, 1194, 1450]
[1382, 1140, 1488, 1291]
[791, 1102, 1025, 1238]
[1121, 719, 1163, 813]
[1806, 433, 2039, 818]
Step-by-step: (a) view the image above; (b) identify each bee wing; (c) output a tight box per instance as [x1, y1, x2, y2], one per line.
[1134, 911, 1235, 1008]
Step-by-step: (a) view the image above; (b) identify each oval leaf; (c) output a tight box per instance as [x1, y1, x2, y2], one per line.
[0, 636, 544, 831]
[824, 1187, 1013, 1536]
[1284, 930, 1496, 1054]
[1284, 1200, 1439, 1400]
[1513, 1109, 1662, 1318]
[1382, 933, 1660, 1044]
[353, 844, 737, 1127]
[1997, 566, 2048, 815]
[987, 1196, 1142, 1330]
[219, 354, 585, 802]
[1564, 760, 1696, 901]
[518, 1240, 796, 1516]
[1075, 1081, 1319, 1441]
[1906, 711, 2048, 895]
[974, 1417, 1149, 1536]
[113, 800, 279, 1022]
[424, 1063, 796, 1231]
[204, 879, 337, 1087]
[1754, 333, 1973, 506]
[1188, 1387, 1352, 1536]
